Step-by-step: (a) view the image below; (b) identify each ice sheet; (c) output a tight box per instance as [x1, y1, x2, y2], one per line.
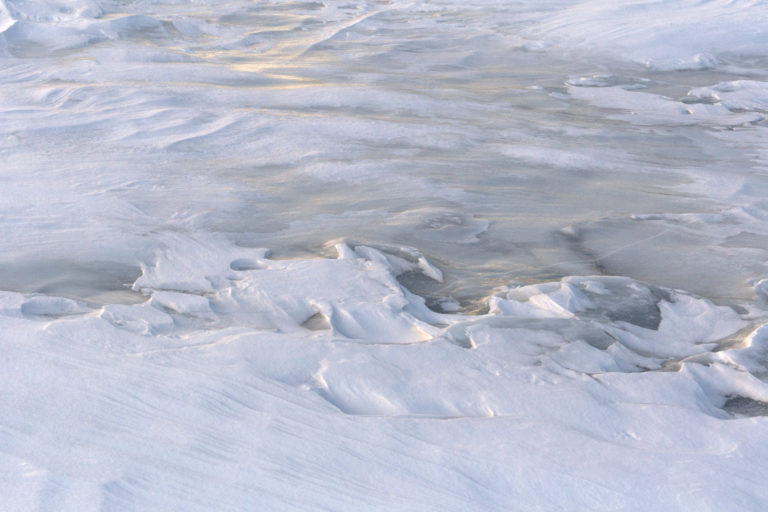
[2, 0, 768, 509]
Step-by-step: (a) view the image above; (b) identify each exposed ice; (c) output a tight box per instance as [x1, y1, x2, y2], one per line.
[2, 0, 768, 509]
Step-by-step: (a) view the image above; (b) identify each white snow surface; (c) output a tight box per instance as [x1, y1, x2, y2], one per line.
[2, 0, 768, 510]
[527, 0, 768, 71]
[2, 235, 767, 510]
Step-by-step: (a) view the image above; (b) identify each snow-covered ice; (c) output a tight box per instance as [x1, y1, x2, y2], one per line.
[2, 236, 767, 509]
[1, 0, 768, 510]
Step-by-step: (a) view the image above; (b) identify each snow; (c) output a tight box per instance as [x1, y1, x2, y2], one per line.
[527, 0, 768, 71]
[2, 0, 768, 509]
[1, 235, 767, 509]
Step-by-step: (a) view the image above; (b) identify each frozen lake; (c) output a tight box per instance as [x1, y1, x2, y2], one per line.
[1, 0, 768, 510]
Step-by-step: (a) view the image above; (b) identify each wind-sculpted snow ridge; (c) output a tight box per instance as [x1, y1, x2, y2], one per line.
[1, 233, 767, 510]
[0, 0, 408, 59]
[0, 0, 132, 55]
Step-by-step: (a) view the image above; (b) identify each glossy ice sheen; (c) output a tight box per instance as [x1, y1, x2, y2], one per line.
[1, 1, 768, 510]
[0, 0, 766, 303]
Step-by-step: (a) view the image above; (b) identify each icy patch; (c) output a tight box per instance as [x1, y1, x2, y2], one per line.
[566, 82, 764, 127]
[689, 80, 768, 112]
[555, 205, 768, 301]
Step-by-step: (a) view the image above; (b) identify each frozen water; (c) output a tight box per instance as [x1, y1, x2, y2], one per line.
[1, 0, 768, 509]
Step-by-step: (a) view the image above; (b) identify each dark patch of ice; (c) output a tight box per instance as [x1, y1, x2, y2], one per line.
[723, 396, 768, 418]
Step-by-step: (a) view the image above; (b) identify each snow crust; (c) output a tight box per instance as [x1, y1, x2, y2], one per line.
[2, 234, 768, 509]
[2, 0, 768, 509]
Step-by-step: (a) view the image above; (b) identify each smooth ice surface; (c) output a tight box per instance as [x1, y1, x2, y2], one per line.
[2, 0, 768, 510]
